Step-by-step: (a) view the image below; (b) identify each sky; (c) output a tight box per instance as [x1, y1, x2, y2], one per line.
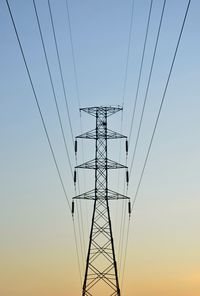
[0, 0, 200, 295]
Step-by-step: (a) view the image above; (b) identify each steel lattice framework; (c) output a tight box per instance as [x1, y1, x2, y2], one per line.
[73, 106, 129, 296]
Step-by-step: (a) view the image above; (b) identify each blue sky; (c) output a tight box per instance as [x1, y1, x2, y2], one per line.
[0, 1, 200, 295]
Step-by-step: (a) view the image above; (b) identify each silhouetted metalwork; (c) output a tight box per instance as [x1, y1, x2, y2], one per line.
[73, 106, 129, 296]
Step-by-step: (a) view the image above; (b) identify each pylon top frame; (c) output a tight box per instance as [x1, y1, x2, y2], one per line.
[80, 106, 123, 117]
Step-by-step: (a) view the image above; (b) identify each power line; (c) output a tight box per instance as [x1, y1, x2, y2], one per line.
[47, 2, 86, 263]
[72, 217, 83, 285]
[120, 218, 130, 293]
[75, 154, 87, 270]
[7, 0, 85, 282]
[128, 0, 153, 142]
[5, 0, 71, 211]
[33, 0, 73, 178]
[65, 0, 81, 108]
[64, 0, 86, 195]
[117, 177, 127, 272]
[119, 1, 192, 292]
[47, 0, 74, 146]
[74, 166, 87, 270]
[116, 0, 135, 261]
[129, 0, 166, 176]
[75, 199, 86, 273]
[120, 1, 167, 285]
[119, 1, 154, 272]
[118, 187, 129, 278]
[131, 0, 192, 212]
[122, 0, 135, 107]
[64, 0, 88, 257]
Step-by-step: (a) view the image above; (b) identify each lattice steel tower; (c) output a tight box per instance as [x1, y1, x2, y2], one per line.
[72, 106, 130, 296]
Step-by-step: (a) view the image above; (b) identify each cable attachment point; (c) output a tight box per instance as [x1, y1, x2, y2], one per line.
[125, 139, 128, 155]
[75, 139, 78, 163]
[74, 169, 77, 186]
[126, 169, 129, 184]
[128, 201, 131, 218]
[75, 139, 78, 155]
[72, 200, 75, 217]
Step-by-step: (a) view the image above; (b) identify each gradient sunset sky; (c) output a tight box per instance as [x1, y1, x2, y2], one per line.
[0, 0, 200, 295]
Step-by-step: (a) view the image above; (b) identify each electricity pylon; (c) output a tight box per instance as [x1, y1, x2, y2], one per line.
[73, 106, 130, 296]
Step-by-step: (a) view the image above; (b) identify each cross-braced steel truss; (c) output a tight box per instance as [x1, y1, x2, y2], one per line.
[73, 106, 129, 296]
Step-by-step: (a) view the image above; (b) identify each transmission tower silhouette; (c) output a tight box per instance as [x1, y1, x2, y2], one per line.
[73, 106, 130, 296]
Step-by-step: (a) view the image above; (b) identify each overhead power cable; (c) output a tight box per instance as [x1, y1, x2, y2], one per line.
[65, 0, 81, 108]
[116, 0, 135, 254]
[64, 0, 87, 250]
[131, 0, 192, 211]
[120, 218, 130, 292]
[75, 199, 86, 270]
[129, 0, 166, 176]
[72, 218, 83, 285]
[48, 0, 74, 146]
[121, 1, 191, 293]
[64, 0, 89, 252]
[64, 0, 88, 262]
[5, 0, 71, 211]
[122, 0, 135, 107]
[33, 0, 73, 178]
[128, 0, 153, 143]
[49, 0, 86, 276]
[7, 0, 84, 279]
[64, 0, 88, 273]
[118, 185, 128, 277]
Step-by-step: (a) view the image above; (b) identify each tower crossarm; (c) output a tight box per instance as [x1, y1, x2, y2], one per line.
[80, 106, 122, 117]
[73, 189, 130, 201]
[76, 128, 126, 140]
[76, 158, 127, 170]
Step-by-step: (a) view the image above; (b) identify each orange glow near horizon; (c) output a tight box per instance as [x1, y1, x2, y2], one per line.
[1, 241, 200, 296]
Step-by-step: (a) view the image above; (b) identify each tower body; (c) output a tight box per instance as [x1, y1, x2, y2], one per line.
[74, 106, 129, 296]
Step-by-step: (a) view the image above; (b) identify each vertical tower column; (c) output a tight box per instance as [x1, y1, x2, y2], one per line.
[73, 106, 129, 296]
